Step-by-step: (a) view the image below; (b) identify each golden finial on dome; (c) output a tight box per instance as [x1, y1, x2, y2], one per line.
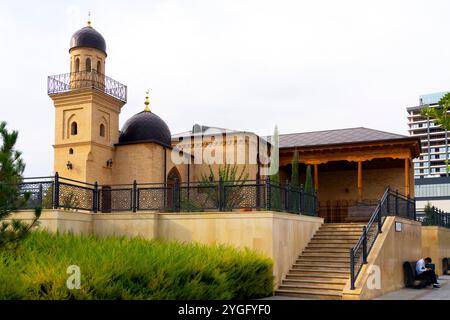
[144, 90, 150, 112]
[87, 12, 92, 27]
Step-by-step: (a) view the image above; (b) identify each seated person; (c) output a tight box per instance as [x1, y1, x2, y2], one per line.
[416, 257, 440, 288]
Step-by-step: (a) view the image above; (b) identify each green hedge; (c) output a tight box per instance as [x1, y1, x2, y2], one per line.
[0, 232, 274, 299]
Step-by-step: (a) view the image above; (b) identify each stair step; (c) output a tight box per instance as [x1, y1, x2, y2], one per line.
[302, 253, 350, 258]
[282, 278, 347, 286]
[317, 232, 363, 235]
[297, 257, 349, 263]
[310, 239, 358, 244]
[288, 267, 350, 274]
[313, 236, 361, 240]
[278, 283, 343, 292]
[285, 273, 349, 280]
[319, 226, 365, 230]
[314, 234, 362, 238]
[307, 244, 355, 249]
[275, 289, 342, 300]
[325, 223, 366, 227]
[293, 261, 349, 268]
[291, 265, 349, 272]
[318, 229, 364, 233]
[317, 227, 364, 233]
[304, 246, 351, 254]
[316, 230, 362, 234]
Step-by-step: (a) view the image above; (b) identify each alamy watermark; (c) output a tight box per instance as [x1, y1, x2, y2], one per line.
[66, 265, 81, 290]
[170, 126, 279, 175]
[366, 264, 381, 290]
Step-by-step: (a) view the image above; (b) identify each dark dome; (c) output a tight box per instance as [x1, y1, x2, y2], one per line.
[70, 26, 107, 55]
[118, 111, 172, 148]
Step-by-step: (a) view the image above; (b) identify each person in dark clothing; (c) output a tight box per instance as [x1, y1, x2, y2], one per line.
[416, 257, 440, 288]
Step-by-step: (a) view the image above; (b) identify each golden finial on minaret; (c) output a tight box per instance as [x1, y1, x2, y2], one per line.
[87, 12, 92, 27]
[144, 90, 150, 112]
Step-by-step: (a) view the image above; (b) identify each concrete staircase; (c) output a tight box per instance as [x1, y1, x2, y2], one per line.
[275, 223, 365, 299]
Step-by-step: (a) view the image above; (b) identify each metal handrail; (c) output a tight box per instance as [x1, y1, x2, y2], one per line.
[47, 70, 127, 102]
[350, 187, 416, 290]
[417, 206, 450, 228]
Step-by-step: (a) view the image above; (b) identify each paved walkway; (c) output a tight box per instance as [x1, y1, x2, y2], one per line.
[374, 275, 450, 300]
[265, 275, 450, 300]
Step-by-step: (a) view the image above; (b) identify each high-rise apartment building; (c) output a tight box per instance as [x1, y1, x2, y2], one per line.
[407, 91, 450, 178]
[407, 91, 450, 211]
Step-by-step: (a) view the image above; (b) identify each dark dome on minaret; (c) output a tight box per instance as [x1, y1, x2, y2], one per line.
[70, 24, 107, 55]
[118, 94, 172, 148]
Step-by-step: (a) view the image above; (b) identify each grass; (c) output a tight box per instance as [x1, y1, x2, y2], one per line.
[0, 231, 274, 299]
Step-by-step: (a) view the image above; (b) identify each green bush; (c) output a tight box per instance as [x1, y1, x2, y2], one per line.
[0, 231, 274, 299]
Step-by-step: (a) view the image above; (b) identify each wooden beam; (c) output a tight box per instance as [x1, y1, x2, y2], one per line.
[314, 164, 319, 191]
[405, 158, 410, 197]
[278, 138, 420, 158]
[357, 161, 363, 201]
[279, 148, 412, 166]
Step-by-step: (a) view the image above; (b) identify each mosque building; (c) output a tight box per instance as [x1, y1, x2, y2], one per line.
[47, 19, 420, 221]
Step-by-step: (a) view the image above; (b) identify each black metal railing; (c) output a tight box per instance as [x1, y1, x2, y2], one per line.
[417, 206, 450, 228]
[14, 174, 318, 216]
[47, 70, 127, 102]
[350, 187, 416, 290]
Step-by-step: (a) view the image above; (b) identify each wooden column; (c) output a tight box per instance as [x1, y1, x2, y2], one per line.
[357, 160, 363, 201]
[405, 158, 410, 197]
[313, 164, 319, 191]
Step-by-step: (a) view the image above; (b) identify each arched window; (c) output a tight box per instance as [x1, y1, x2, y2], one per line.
[97, 61, 101, 74]
[166, 167, 182, 208]
[69, 148, 74, 154]
[100, 124, 105, 137]
[71, 122, 78, 135]
[86, 58, 91, 72]
[75, 58, 80, 72]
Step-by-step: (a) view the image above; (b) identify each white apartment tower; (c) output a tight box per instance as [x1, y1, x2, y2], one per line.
[407, 92, 450, 179]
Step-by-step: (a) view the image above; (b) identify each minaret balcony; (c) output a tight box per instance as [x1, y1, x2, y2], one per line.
[47, 70, 127, 103]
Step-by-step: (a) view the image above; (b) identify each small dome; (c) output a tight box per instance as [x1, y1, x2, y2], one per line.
[118, 111, 172, 148]
[70, 26, 106, 55]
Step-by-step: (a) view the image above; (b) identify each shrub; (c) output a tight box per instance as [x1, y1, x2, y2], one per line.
[0, 231, 274, 299]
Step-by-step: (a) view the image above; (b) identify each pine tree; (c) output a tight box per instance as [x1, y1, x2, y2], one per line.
[269, 126, 281, 210]
[304, 165, 314, 215]
[422, 202, 435, 226]
[0, 121, 41, 248]
[290, 150, 300, 212]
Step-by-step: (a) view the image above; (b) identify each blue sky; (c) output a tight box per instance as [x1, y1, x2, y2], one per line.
[1, 0, 450, 176]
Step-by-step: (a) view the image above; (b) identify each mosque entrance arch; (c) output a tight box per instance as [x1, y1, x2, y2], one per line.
[167, 167, 181, 210]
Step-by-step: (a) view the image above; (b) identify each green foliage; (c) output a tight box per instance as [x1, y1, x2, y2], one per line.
[269, 173, 281, 211]
[421, 93, 450, 130]
[0, 121, 40, 248]
[184, 164, 249, 211]
[41, 186, 54, 209]
[269, 126, 281, 210]
[304, 165, 313, 193]
[0, 231, 274, 299]
[269, 126, 279, 175]
[422, 93, 450, 173]
[61, 191, 80, 211]
[304, 165, 315, 215]
[289, 150, 300, 212]
[422, 202, 436, 226]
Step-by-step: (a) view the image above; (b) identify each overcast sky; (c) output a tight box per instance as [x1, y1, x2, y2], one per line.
[1, 0, 450, 176]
